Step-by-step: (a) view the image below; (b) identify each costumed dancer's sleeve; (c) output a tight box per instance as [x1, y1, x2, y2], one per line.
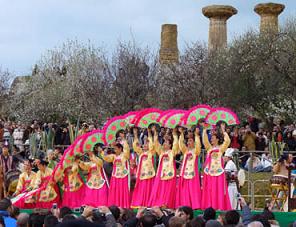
[53, 166, 64, 183]
[179, 132, 187, 155]
[154, 132, 162, 156]
[32, 171, 42, 190]
[133, 134, 143, 155]
[195, 133, 201, 156]
[101, 153, 115, 163]
[93, 157, 103, 168]
[172, 133, 179, 156]
[15, 174, 24, 195]
[148, 129, 155, 155]
[122, 139, 130, 160]
[220, 132, 231, 153]
[202, 129, 212, 151]
[79, 161, 91, 171]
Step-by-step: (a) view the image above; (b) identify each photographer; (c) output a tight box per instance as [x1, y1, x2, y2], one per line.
[80, 205, 117, 227]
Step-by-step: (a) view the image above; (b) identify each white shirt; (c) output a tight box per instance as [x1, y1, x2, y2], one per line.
[225, 160, 237, 172]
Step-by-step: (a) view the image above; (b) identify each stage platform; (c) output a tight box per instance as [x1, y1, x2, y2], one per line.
[20, 209, 296, 226]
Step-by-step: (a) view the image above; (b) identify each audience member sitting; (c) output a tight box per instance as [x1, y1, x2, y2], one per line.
[202, 207, 216, 222]
[0, 198, 17, 227]
[16, 213, 29, 227]
[224, 210, 240, 227]
[168, 216, 186, 227]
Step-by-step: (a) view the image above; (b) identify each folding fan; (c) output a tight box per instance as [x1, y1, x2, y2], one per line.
[80, 130, 105, 152]
[123, 111, 139, 127]
[103, 116, 127, 144]
[163, 110, 187, 128]
[182, 104, 212, 126]
[205, 107, 240, 126]
[133, 108, 162, 128]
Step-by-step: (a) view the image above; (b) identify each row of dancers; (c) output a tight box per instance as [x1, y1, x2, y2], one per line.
[13, 122, 234, 211]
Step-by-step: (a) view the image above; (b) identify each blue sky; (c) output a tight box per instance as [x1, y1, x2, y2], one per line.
[0, 0, 295, 76]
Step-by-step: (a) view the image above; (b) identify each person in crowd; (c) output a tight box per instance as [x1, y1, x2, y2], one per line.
[254, 153, 272, 173]
[131, 127, 155, 208]
[202, 207, 216, 222]
[101, 138, 130, 208]
[44, 215, 59, 227]
[78, 148, 108, 207]
[16, 213, 29, 227]
[224, 210, 241, 226]
[168, 216, 186, 227]
[285, 131, 296, 151]
[0, 198, 17, 227]
[176, 127, 201, 209]
[12, 124, 24, 152]
[255, 132, 267, 151]
[0, 145, 17, 198]
[243, 125, 257, 151]
[230, 127, 242, 150]
[201, 121, 231, 210]
[244, 155, 261, 172]
[273, 153, 294, 177]
[148, 126, 179, 208]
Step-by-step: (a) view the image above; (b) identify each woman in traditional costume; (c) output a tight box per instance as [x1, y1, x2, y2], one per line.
[59, 157, 86, 208]
[148, 126, 179, 208]
[32, 160, 60, 208]
[176, 127, 202, 209]
[101, 139, 130, 208]
[201, 122, 231, 210]
[131, 127, 155, 208]
[78, 150, 108, 207]
[13, 160, 36, 208]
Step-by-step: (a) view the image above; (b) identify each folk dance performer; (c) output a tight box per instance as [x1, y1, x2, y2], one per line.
[78, 150, 108, 207]
[29, 160, 60, 208]
[13, 160, 36, 208]
[58, 157, 86, 208]
[131, 127, 156, 208]
[201, 122, 232, 210]
[148, 126, 179, 208]
[101, 139, 130, 208]
[176, 127, 202, 209]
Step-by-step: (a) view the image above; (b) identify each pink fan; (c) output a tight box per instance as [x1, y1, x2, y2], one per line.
[157, 109, 183, 126]
[182, 104, 212, 126]
[133, 108, 162, 128]
[103, 116, 127, 144]
[80, 130, 105, 152]
[163, 110, 187, 128]
[205, 107, 240, 126]
[124, 111, 139, 127]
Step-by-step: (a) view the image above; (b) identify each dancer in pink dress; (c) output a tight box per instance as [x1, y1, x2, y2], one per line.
[30, 160, 60, 209]
[13, 160, 36, 208]
[201, 122, 231, 210]
[131, 127, 155, 208]
[101, 139, 130, 208]
[149, 126, 179, 208]
[79, 151, 108, 206]
[176, 127, 202, 209]
[59, 157, 86, 208]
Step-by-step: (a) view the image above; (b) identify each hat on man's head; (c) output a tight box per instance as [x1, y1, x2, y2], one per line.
[225, 148, 235, 158]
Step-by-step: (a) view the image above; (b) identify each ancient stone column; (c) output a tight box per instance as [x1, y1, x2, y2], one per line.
[202, 5, 237, 51]
[254, 3, 285, 34]
[159, 24, 179, 64]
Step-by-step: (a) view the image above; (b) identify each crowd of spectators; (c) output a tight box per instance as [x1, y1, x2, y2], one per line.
[0, 196, 294, 227]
